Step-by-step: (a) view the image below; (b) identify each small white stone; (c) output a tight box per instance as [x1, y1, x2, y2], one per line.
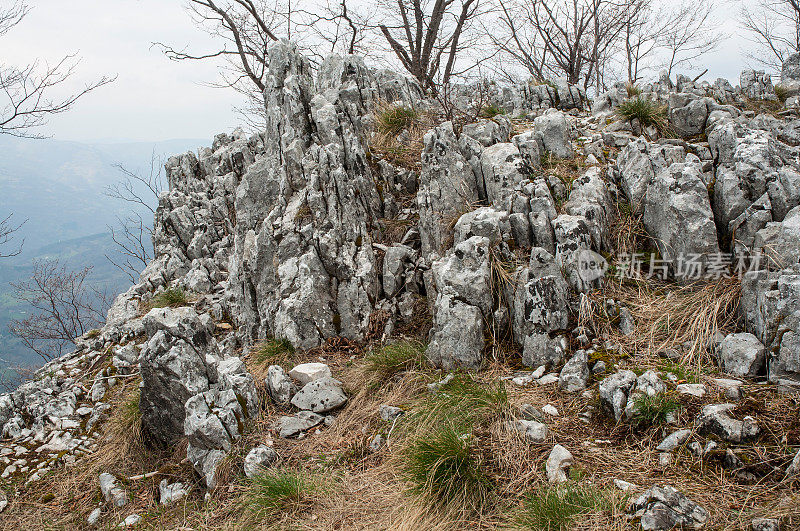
[542, 404, 559, 417]
[87, 507, 102, 526]
[288, 363, 332, 386]
[546, 444, 573, 483]
[537, 374, 560, 386]
[676, 383, 706, 397]
[118, 514, 141, 527]
[613, 479, 637, 491]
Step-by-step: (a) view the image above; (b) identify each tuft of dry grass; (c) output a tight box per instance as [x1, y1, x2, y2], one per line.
[580, 277, 741, 368]
[610, 200, 652, 256]
[370, 101, 432, 170]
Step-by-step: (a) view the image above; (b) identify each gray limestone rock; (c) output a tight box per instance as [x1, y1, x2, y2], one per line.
[243, 445, 278, 478]
[290, 377, 348, 413]
[717, 333, 766, 377]
[629, 485, 708, 530]
[559, 351, 589, 393]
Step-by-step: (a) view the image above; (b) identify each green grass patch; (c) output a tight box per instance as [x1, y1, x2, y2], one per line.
[657, 361, 700, 384]
[517, 484, 618, 530]
[399, 374, 508, 513]
[149, 286, 189, 308]
[421, 373, 509, 424]
[478, 103, 506, 119]
[253, 337, 296, 366]
[245, 469, 319, 516]
[632, 392, 681, 426]
[775, 85, 789, 104]
[402, 421, 491, 511]
[363, 340, 427, 379]
[617, 96, 670, 134]
[376, 105, 420, 136]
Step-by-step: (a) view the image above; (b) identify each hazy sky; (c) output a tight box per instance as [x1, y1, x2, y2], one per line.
[2, 0, 759, 143]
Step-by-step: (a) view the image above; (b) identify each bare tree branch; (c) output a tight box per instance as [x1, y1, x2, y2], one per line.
[741, 0, 800, 72]
[9, 261, 111, 362]
[103, 154, 164, 282]
[0, 213, 25, 258]
[0, 2, 115, 138]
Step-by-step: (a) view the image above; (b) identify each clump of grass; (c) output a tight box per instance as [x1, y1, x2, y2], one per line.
[617, 95, 670, 135]
[253, 337, 296, 366]
[150, 286, 189, 308]
[580, 278, 741, 368]
[420, 373, 509, 426]
[632, 392, 681, 426]
[402, 422, 492, 511]
[478, 103, 506, 119]
[517, 484, 618, 530]
[121, 390, 141, 430]
[626, 83, 642, 97]
[363, 340, 427, 379]
[245, 469, 318, 516]
[371, 102, 429, 169]
[774, 85, 789, 104]
[398, 374, 508, 513]
[376, 104, 420, 136]
[611, 200, 652, 256]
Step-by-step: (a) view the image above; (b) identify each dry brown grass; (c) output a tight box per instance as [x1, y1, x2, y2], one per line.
[610, 201, 652, 257]
[3, 321, 797, 530]
[370, 101, 433, 170]
[580, 277, 742, 368]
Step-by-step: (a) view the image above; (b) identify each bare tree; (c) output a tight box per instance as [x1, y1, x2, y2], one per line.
[9, 261, 110, 362]
[489, 0, 719, 89]
[375, 0, 485, 94]
[0, 1, 114, 138]
[294, 0, 373, 56]
[104, 156, 165, 283]
[741, 0, 800, 72]
[0, 213, 25, 258]
[489, 0, 626, 90]
[661, 2, 717, 79]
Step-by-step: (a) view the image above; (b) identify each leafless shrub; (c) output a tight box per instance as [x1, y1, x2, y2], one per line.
[9, 260, 111, 362]
[0, 213, 25, 258]
[104, 155, 165, 283]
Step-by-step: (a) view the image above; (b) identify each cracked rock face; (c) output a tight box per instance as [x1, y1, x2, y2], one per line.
[643, 160, 720, 272]
[139, 306, 256, 487]
[228, 43, 398, 350]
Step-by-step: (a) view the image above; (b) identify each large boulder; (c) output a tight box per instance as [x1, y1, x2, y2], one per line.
[616, 137, 686, 210]
[741, 267, 800, 384]
[228, 44, 400, 350]
[717, 333, 766, 377]
[139, 306, 257, 488]
[642, 161, 720, 275]
[426, 236, 492, 369]
[780, 53, 800, 97]
[534, 110, 574, 158]
[418, 121, 482, 256]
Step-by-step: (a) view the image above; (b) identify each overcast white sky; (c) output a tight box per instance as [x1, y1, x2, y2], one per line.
[2, 0, 759, 143]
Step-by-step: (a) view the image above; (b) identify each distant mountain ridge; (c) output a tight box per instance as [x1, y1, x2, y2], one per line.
[0, 136, 206, 369]
[0, 135, 206, 256]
